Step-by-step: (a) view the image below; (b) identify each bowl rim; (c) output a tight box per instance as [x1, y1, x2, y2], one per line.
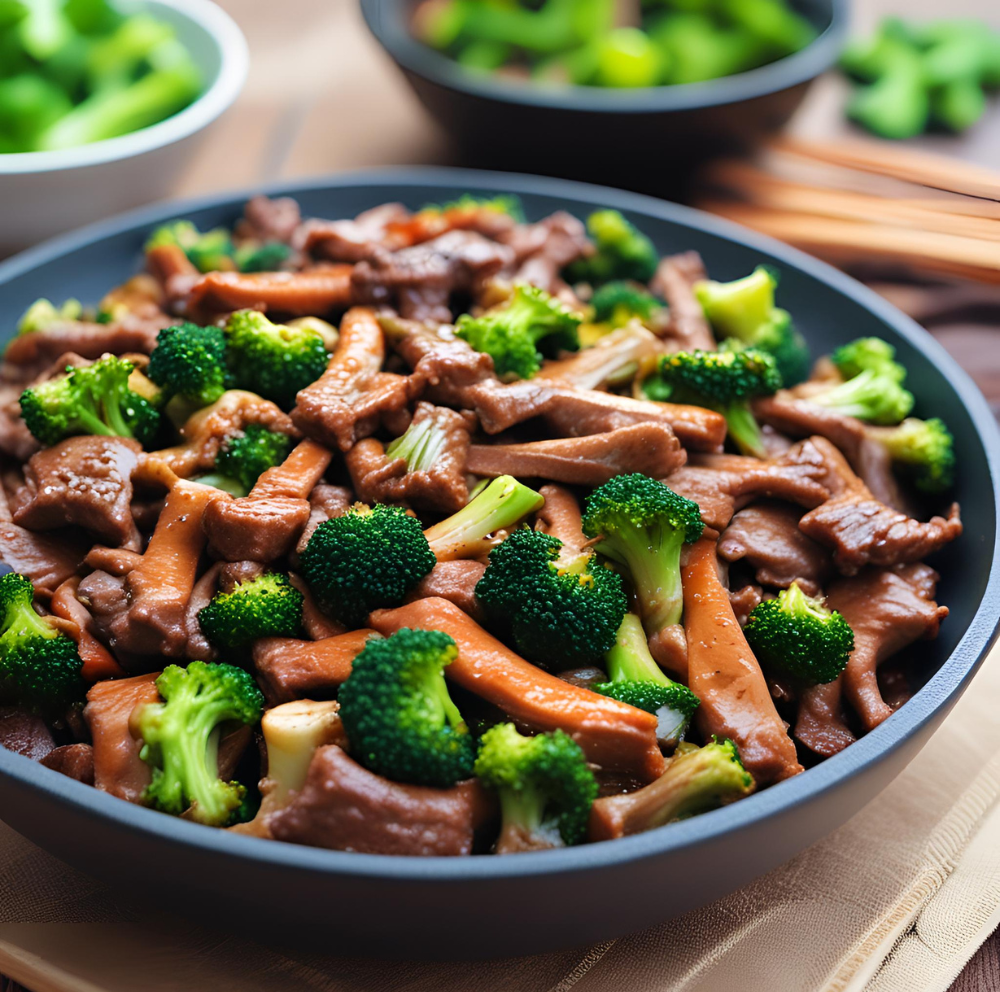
[0, 0, 248, 177]
[1, 165, 999, 885]
[359, 0, 849, 114]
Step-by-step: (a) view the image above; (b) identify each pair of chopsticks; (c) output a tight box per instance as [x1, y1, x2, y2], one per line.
[697, 136, 1000, 285]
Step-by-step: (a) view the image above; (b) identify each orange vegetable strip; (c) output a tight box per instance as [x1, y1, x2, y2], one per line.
[50, 578, 124, 681]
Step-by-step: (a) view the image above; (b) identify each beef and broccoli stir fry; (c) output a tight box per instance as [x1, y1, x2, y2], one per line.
[0, 193, 960, 856]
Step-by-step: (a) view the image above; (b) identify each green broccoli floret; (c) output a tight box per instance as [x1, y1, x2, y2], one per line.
[136, 661, 264, 827]
[16, 297, 82, 335]
[475, 526, 628, 669]
[474, 722, 598, 850]
[224, 309, 329, 409]
[421, 193, 525, 222]
[338, 627, 474, 787]
[232, 240, 292, 273]
[300, 504, 437, 627]
[590, 280, 663, 328]
[643, 347, 781, 458]
[694, 265, 810, 385]
[831, 336, 906, 381]
[582, 473, 703, 633]
[214, 424, 293, 493]
[807, 369, 914, 425]
[0, 572, 83, 713]
[593, 613, 699, 746]
[567, 209, 659, 285]
[744, 582, 854, 684]
[197, 572, 303, 651]
[455, 284, 581, 380]
[147, 322, 228, 409]
[20, 355, 161, 448]
[145, 220, 234, 272]
[423, 475, 544, 561]
[866, 417, 955, 494]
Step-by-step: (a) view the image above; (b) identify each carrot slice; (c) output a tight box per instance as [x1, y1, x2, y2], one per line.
[50, 578, 124, 682]
[187, 265, 354, 318]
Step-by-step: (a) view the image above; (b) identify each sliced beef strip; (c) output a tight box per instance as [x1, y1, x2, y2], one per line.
[389, 202, 518, 250]
[296, 203, 411, 263]
[292, 307, 419, 452]
[346, 403, 473, 514]
[728, 584, 764, 626]
[535, 484, 587, 555]
[796, 437, 962, 574]
[405, 560, 487, 623]
[794, 677, 857, 758]
[237, 194, 303, 244]
[650, 251, 716, 351]
[827, 563, 948, 732]
[40, 743, 95, 785]
[12, 436, 142, 547]
[289, 572, 347, 641]
[536, 324, 662, 391]
[466, 422, 685, 486]
[499, 211, 592, 296]
[0, 707, 55, 759]
[184, 561, 223, 662]
[0, 382, 38, 462]
[718, 502, 832, 595]
[76, 569, 128, 647]
[267, 745, 493, 856]
[145, 244, 202, 310]
[294, 484, 353, 557]
[351, 230, 514, 322]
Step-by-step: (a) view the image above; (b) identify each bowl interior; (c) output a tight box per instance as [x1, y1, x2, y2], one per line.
[0, 170, 998, 887]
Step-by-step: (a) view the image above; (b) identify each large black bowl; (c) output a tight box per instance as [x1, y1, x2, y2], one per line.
[1, 169, 998, 959]
[360, 0, 848, 186]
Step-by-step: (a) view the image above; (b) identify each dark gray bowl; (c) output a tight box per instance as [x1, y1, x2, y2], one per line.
[360, 0, 848, 186]
[0, 169, 998, 959]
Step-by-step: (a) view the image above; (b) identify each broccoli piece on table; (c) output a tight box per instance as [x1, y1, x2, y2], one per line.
[338, 627, 475, 788]
[744, 582, 854, 684]
[474, 722, 598, 850]
[643, 347, 781, 458]
[867, 416, 955, 494]
[694, 265, 810, 385]
[582, 473, 703, 633]
[20, 354, 161, 447]
[224, 309, 329, 409]
[567, 209, 659, 285]
[423, 475, 544, 561]
[590, 280, 662, 328]
[147, 322, 228, 409]
[475, 526, 628, 669]
[136, 661, 264, 827]
[300, 503, 437, 627]
[197, 572, 303, 651]
[455, 283, 581, 380]
[16, 298, 82, 335]
[146, 220, 234, 273]
[593, 613, 699, 746]
[0, 572, 83, 713]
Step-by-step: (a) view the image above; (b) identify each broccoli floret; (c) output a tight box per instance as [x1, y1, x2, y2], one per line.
[16, 298, 82, 335]
[147, 322, 228, 409]
[420, 194, 525, 222]
[590, 280, 663, 328]
[197, 572, 303, 651]
[213, 423, 293, 493]
[475, 527, 628, 668]
[455, 284, 581, 380]
[567, 209, 659, 285]
[807, 368, 914, 425]
[593, 613, 699, 746]
[643, 347, 781, 458]
[224, 309, 329, 409]
[300, 503, 437, 626]
[0, 572, 83, 713]
[20, 355, 161, 447]
[136, 661, 264, 827]
[582, 473, 703, 632]
[868, 416, 955, 494]
[232, 240, 292, 273]
[474, 722, 598, 850]
[423, 475, 544, 560]
[338, 627, 475, 787]
[694, 265, 810, 385]
[744, 582, 854, 684]
[831, 336, 906, 382]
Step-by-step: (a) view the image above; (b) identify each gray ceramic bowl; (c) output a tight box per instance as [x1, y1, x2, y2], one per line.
[0, 169, 997, 959]
[360, 0, 848, 183]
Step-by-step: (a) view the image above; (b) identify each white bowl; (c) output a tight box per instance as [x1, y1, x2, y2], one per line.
[0, 0, 248, 253]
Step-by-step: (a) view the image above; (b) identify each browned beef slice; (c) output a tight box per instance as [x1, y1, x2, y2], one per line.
[535, 484, 586, 554]
[501, 211, 591, 295]
[2, 320, 160, 377]
[296, 204, 410, 263]
[237, 194, 302, 244]
[267, 745, 492, 856]
[0, 707, 54, 759]
[827, 564, 947, 732]
[295, 485, 353, 556]
[795, 678, 856, 757]
[754, 394, 865, 463]
[406, 560, 486, 623]
[347, 403, 473, 514]
[728, 584, 763, 627]
[467, 422, 685, 486]
[12, 436, 141, 546]
[184, 561, 222, 662]
[718, 502, 832, 595]
[650, 251, 716, 351]
[40, 744, 95, 784]
[76, 569, 127, 645]
[0, 381, 38, 461]
[204, 494, 311, 563]
[351, 231, 514, 322]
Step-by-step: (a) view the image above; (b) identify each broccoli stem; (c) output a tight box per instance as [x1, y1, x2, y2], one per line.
[4, 596, 58, 643]
[606, 613, 670, 685]
[724, 399, 767, 459]
[498, 781, 548, 841]
[189, 473, 249, 498]
[418, 665, 467, 732]
[424, 475, 544, 561]
[386, 417, 448, 473]
[613, 525, 685, 632]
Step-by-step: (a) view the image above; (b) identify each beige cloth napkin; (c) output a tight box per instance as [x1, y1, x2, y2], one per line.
[2, 645, 1000, 992]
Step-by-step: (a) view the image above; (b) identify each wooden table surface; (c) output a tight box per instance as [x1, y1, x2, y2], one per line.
[4, 0, 1000, 988]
